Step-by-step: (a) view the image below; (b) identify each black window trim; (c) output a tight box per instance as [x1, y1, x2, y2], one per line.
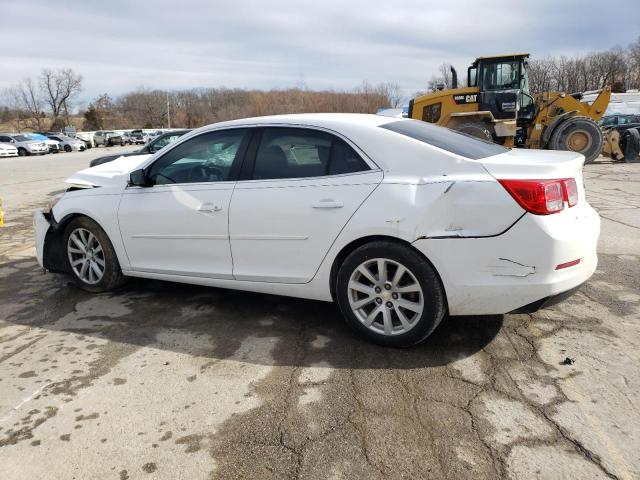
[238, 125, 378, 183]
[141, 127, 253, 187]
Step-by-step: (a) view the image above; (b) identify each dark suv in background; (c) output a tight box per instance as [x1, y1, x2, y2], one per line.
[89, 130, 191, 167]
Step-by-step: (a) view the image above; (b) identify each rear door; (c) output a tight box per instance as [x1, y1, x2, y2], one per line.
[229, 126, 383, 283]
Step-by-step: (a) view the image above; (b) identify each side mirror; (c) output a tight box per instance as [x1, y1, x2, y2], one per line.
[128, 169, 149, 187]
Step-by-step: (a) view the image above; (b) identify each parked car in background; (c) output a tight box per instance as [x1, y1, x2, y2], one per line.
[146, 130, 164, 140]
[94, 131, 125, 147]
[599, 114, 640, 127]
[117, 131, 132, 145]
[37, 114, 600, 347]
[89, 130, 191, 166]
[129, 130, 147, 145]
[47, 134, 86, 152]
[30, 133, 61, 153]
[0, 142, 18, 157]
[0, 133, 48, 156]
[75, 131, 95, 148]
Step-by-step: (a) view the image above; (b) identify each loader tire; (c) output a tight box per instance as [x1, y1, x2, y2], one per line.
[452, 119, 493, 142]
[621, 128, 640, 163]
[549, 117, 603, 164]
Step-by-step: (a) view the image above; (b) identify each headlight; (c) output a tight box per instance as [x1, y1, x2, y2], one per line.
[47, 193, 64, 212]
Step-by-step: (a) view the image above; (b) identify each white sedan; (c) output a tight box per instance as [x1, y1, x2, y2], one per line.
[34, 114, 600, 346]
[0, 143, 18, 157]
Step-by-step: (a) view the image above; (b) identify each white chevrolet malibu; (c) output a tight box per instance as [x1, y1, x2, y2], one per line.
[34, 114, 600, 346]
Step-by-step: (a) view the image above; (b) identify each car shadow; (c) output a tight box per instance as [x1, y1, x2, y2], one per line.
[2, 258, 503, 370]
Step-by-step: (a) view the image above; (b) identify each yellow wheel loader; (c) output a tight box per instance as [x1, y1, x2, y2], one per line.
[409, 54, 611, 163]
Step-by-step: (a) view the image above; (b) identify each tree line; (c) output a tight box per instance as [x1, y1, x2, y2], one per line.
[82, 82, 401, 131]
[2, 74, 399, 132]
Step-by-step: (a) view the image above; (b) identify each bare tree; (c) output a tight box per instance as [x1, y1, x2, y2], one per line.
[5, 78, 45, 131]
[40, 68, 83, 130]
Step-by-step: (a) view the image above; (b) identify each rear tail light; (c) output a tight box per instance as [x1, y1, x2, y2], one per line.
[498, 178, 578, 215]
[563, 178, 578, 207]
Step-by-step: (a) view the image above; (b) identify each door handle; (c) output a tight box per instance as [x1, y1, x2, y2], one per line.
[197, 203, 222, 213]
[312, 199, 344, 209]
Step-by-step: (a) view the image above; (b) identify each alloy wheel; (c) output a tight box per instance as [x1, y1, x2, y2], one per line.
[347, 258, 424, 336]
[67, 228, 106, 285]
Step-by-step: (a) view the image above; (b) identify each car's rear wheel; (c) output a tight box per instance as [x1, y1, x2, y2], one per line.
[336, 241, 446, 347]
[64, 145, 72, 152]
[64, 217, 125, 292]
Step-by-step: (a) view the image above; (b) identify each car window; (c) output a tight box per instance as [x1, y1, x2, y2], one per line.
[14, 135, 29, 142]
[380, 119, 508, 160]
[150, 134, 182, 153]
[619, 117, 628, 125]
[147, 129, 247, 185]
[252, 127, 369, 180]
[0, 136, 10, 142]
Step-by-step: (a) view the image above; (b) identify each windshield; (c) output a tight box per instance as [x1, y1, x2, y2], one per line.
[380, 119, 508, 160]
[14, 135, 30, 142]
[481, 60, 520, 90]
[30, 134, 47, 140]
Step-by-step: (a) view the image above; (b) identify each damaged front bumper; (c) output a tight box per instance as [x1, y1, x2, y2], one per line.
[33, 209, 50, 268]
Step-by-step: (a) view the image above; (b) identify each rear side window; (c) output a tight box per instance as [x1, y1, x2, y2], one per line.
[380, 120, 508, 159]
[252, 127, 369, 180]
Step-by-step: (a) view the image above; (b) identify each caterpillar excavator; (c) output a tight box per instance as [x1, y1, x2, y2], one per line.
[409, 53, 611, 163]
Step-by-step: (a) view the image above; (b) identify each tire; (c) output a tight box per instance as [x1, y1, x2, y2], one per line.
[335, 241, 446, 347]
[621, 128, 640, 163]
[17, 147, 28, 156]
[107, 139, 112, 147]
[452, 119, 493, 142]
[549, 116, 603, 164]
[64, 217, 125, 293]
[64, 144, 72, 152]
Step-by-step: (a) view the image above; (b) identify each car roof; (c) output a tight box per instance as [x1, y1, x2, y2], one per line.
[208, 113, 398, 130]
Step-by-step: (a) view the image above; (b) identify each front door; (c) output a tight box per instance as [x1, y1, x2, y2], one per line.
[229, 127, 383, 283]
[118, 128, 249, 278]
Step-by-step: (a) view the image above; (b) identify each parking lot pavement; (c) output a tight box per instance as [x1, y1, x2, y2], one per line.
[0, 151, 638, 480]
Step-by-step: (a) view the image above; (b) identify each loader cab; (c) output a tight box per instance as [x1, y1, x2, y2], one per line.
[467, 54, 535, 124]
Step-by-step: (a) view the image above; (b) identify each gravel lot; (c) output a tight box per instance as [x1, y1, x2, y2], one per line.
[0, 148, 639, 480]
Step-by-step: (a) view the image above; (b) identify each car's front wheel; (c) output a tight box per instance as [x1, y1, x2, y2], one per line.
[64, 217, 125, 292]
[335, 241, 446, 347]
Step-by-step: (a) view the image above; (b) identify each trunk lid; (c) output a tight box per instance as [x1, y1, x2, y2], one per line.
[478, 148, 585, 180]
[478, 148, 588, 208]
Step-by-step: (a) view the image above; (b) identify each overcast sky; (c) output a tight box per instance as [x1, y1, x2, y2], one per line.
[1, 0, 638, 105]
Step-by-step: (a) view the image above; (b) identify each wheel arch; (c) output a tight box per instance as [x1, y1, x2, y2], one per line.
[43, 212, 114, 274]
[328, 235, 448, 310]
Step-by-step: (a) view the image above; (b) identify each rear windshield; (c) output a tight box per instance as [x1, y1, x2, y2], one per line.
[380, 120, 508, 160]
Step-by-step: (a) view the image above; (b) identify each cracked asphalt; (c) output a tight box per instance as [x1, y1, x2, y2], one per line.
[1, 149, 639, 480]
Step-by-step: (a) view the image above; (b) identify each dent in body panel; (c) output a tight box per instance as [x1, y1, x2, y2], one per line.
[412, 180, 525, 239]
[485, 258, 536, 277]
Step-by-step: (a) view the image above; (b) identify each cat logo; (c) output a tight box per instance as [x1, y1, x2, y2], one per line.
[453, 94, 478, 105]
